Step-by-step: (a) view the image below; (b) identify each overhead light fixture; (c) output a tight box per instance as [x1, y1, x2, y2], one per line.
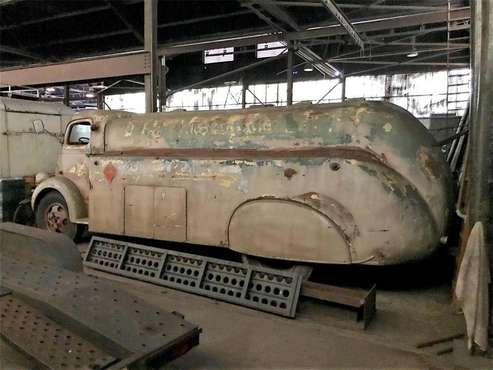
[85, 92, 96, 98]
[304, 65, 314, 72]
[46, 87, 56, 93]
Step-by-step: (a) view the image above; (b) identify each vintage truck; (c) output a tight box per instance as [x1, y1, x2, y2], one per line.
[0, 97, 73, 222]
[31, 100, 453, 266]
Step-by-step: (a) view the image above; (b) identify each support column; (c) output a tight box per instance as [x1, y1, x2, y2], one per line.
[63, 85, 70, 107]
[287, 42, 294, 106]
[159, 56, 167, 112]
[241, 77, 248, 109]
[469, 0, 493, 332]
[144, 0, 158, 113]
[97, 93, 104, 110]
[384, 74, 392, 101]
[341, 75, 346, 101]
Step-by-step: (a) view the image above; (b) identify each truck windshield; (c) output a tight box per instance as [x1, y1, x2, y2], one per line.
[68, 122, 91, 145]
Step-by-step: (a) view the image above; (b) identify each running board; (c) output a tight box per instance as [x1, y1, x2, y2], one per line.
[83, 236, 303, 318]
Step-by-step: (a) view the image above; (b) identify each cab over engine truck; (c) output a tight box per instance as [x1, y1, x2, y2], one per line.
[31, 100, 453, 267]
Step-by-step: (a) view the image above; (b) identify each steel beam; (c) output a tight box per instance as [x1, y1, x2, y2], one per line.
[328, 46, 468, 62]
[144, 0, 157, 113]
[288, 7, 470, 41]
[0, 0, 26, 6]
[320, 0, 365, 50]
[158, 10, 253, 28]
[253, 0, 301, 31]
[0, 45, 44, 61]
[168, 51, 286, 96]
[0, 5, 112, 31]
[27, 30, 132, 48]
[274, 1, 446, 11]
[331, 60, 469, 67]
[345, 49, 463, 77]
[245, 0, 339, 76]
[0, 51, 150, 86]
[108, 1, 144, 44]
[159, 7, 470, 56]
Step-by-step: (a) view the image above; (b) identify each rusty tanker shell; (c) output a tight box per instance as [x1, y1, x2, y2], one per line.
[78, 100, 452, 265]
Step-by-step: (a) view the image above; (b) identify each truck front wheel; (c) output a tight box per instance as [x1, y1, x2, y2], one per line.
[35, 191, 82, 240]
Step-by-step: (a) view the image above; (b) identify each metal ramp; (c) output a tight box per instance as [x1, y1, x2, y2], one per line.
[0, 223, 201, 370]
[84, 236, 304, 318]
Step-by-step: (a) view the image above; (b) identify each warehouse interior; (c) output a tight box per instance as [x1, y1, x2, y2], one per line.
[0, 0, 492, 369]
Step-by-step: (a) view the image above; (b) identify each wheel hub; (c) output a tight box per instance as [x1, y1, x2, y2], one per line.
[45, 203, 69, 233]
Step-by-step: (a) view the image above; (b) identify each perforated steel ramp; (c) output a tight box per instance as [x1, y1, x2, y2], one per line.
[0, 258, 200, 369]
[84, 236, 304, 317]
[0, 291, 116, 370]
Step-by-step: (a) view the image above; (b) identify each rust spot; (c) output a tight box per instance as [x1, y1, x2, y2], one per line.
[103, 163, 117, 183]
[373, 250, 386, 263]
[329, 162, 340, 171]
[284, 168, 297, 179]
[298, 192, 321, 208]
[418, 147, 441, 180]
[99, 146, 387, 164]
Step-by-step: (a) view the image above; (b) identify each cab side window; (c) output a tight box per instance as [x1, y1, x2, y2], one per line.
[68, 122, 91, 145]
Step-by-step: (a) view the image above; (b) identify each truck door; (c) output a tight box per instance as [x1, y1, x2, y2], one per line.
[124, 185, 187, 242]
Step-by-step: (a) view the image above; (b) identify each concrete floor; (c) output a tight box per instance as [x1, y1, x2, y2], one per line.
[92, 271, 461, 370]
[2, 241, 481, 370]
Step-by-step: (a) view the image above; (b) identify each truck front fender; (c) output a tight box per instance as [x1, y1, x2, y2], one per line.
[31, 176, 87, 223]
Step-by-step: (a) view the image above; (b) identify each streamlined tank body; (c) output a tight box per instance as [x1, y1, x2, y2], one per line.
[32, 100, 453, 265]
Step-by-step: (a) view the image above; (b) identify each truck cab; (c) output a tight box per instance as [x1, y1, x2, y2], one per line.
[32, 118, 93, 238]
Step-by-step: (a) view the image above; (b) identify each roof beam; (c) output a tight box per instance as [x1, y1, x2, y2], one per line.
[253, 0, 301, 31]
[158, 10, 253, 28]
[335, 60, 469, 67]
[169, 50, 287, 96]
[0, 5, 112, 31]
[345, 49, 464, 76]
[319, 0, 365, 49]
[159, 7, 470, 55]
[328, 46, 468, 62]
[244, 1, 339, 76]
[107, 0, 144, 43]
[28, 30, 132, 49]
[274, 2, 446, 11]
[0, 51, 150, 86]
[290, 7, 470, 41]
[0, 0, 26, 7]
[1, 45, 44, 61]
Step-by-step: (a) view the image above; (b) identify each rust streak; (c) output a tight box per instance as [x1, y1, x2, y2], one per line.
[97, 146, 387, 164]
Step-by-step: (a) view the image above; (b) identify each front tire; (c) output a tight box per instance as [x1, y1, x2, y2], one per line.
[35, 191, 82, 240]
